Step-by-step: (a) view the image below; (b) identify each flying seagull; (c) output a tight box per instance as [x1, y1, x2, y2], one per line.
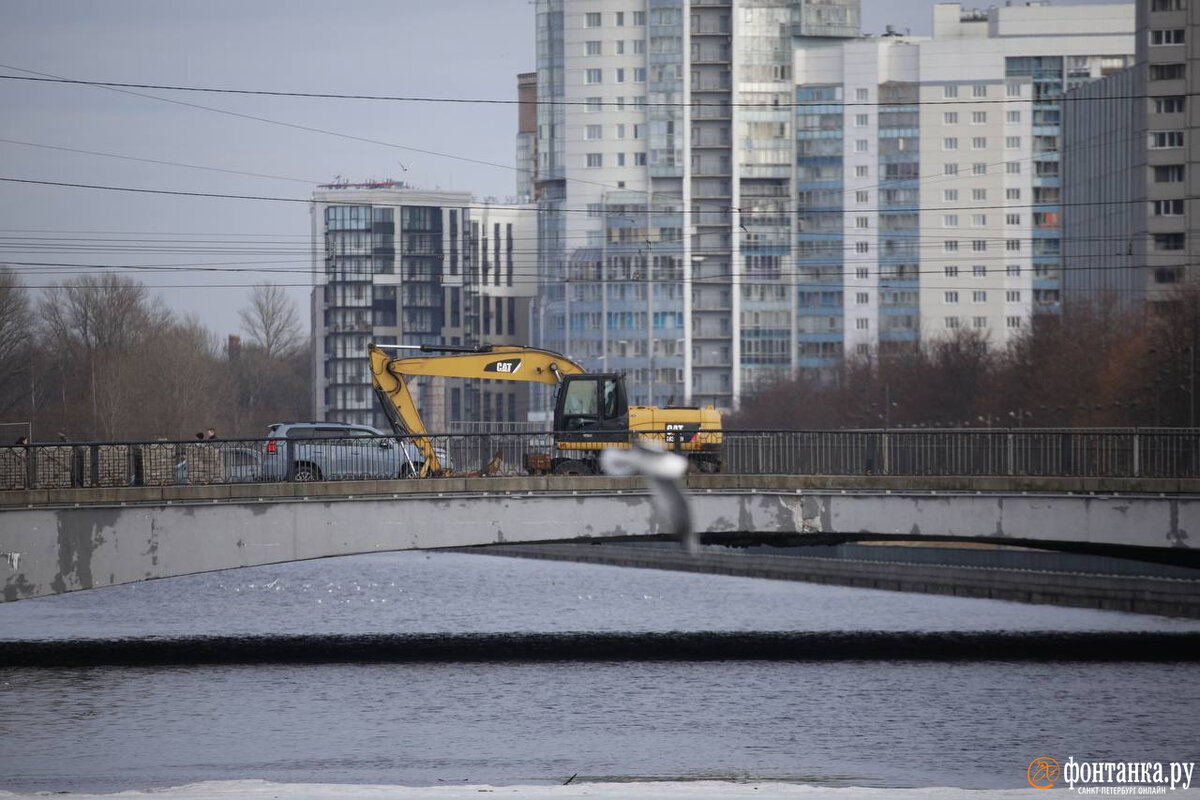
[600, 440, 696, 552]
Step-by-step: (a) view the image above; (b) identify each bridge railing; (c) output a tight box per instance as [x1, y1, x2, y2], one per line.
[3, 428, 1199, 490]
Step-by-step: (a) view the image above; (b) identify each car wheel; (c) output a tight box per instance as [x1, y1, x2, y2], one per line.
[293, 462, 322, 481]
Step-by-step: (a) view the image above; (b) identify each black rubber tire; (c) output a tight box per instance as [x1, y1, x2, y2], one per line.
[552, 459, 593, 476]
[293, 462, 322, 481]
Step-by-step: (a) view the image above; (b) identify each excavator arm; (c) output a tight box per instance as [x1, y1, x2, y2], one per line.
[368, 343, 586, 476]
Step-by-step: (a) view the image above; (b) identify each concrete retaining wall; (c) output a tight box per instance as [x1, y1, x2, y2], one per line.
[477, 543, 1200, 619]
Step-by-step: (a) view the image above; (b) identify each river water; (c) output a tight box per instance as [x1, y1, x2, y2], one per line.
[1, 551, 1199, 795]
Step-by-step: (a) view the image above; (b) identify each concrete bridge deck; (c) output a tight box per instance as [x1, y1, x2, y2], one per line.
[3, 474, 1199, 602]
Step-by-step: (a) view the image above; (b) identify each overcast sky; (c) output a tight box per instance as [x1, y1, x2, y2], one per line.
[0, 0, 1129, 338]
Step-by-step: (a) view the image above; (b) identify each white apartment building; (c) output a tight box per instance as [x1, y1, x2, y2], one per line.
[535, 0, 1133, 408]
[311, 184, 537, 430]
[800, 4, 1133, 364]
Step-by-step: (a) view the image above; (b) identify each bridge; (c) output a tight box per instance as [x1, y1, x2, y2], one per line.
[2, 429, 1198, 604]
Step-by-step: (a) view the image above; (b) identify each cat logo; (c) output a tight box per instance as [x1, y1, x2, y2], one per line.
[484, 358, 522, 374]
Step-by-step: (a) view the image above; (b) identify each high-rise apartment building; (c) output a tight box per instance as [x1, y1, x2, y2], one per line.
[1064, 0, 1195, 313]
[802, 4, 1133, 368]
[311, 184, 537, 430]
[535, 0, 861, 410]
[535, 0, 1132, 409]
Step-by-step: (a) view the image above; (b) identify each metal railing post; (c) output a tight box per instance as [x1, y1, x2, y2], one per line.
[1133, 430, 1140, 478]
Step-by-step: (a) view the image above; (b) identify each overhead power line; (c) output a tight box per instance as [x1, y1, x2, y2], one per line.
[0, 71, 1168, 109]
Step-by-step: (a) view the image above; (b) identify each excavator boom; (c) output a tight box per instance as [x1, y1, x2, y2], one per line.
[367, 343, 586, 475]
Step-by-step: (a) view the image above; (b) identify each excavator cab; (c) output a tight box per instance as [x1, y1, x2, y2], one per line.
[553, 374, 629, 442]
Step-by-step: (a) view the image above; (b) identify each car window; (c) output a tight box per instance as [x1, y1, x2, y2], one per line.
[285, 428, 317, 439]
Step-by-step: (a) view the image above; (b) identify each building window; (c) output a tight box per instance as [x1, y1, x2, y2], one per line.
[944, 112, 959, 124]
[856, 216, 870, 228]
[1150, 29, 1185, 45]
[1006, 110, 1021, 123]
[944, 137, 959, 150]
[973, 84, 987, 97]
[1006, 316, 1022, 329]
[856, 190, 869, 203]
[586, 153, 603, 168]
[855, 165, 869, 177]
[1153, 198, 1185, 216]
[943, 214, 959, 227]
[1006, 162, 1021, 174]
[633, 40, 644, 54]
[585, 11, 601, 27]
[973, 265, 987, 277]
[973, 317, 988, 329]
[1155, 96, 1186, 114]
[1007, 290, 1021, 302]
[585, 124, 602, 140]
[1150, 131, 1185, 148]
[972, 188, 987, 201]
[856, 87, 869, 101]
[973, 290, 987, 303]
[972, 239, 987, 252]
[1006, 213, 1021, 225]
[1006, 188, 1021, 200]
[1154, 165, 1185, 182]
[856, 139, 869, 152]
[634, 152, 647, 166]
[945, 163, 958, 176]
[972, 214, 987, 227]
[972, 137, 987, 150]
[1006, 239, 1021, 251]
[1006, 264, 1021, 277]
[634, 10, 645, 24]
[634, 67, 646, 82]
[856, 292, 869, 305]
[944, 85, 958, 98]
[855, 241, 869, 253]
[1006, 136, 1021, 149]
[945, 291, 959, 304]
[615, 67, 625, 83]
[944, 240, 959, 252]
[585, 68, 602, 84]
[944, 266, 959, 277]
[1150, 63, 1186, 81]
[1006, 82, 1022, 97]
[945, 316, 960, 329]
[972, 111, 987, 124]
[586, 96, 602, 112]
[944, 189, 959, 202]
[973, 162, 987, 175]
[1154, 233, 1186, 250]
[614, 11, 624, 25]
[856, 267, 869, 279]
[586, 40, 602, 55]
[616, 152, 626, 166]
[1151, 0, 1186, 8]
[855, 113, 869, 127]
[856, 318, 870, 330]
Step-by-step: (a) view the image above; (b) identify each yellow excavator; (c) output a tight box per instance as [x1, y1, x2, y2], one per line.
[367, 342, 723, 476]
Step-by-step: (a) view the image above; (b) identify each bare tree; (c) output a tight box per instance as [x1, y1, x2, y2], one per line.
[37, 275, 171, 438]
[239, 283, 302, 358]
[0, 267, 34, 418]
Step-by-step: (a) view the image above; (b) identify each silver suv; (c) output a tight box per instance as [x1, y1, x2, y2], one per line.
[262, 422, 439, 481]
